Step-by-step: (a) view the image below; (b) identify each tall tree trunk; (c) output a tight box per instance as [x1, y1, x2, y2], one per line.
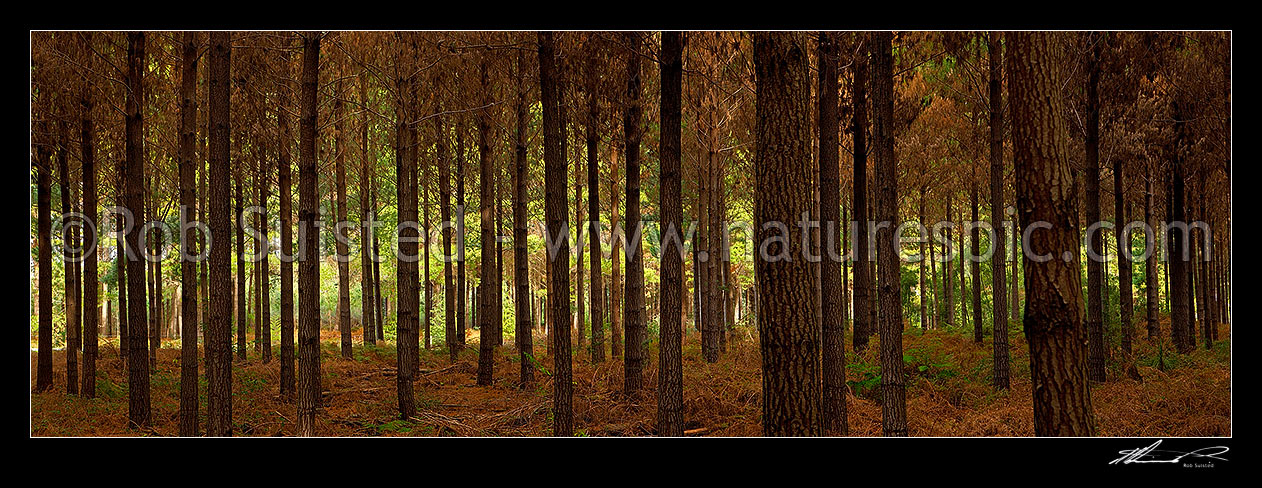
[585, 46, 605, 364]
[235, 152, 247, 361]
[259, 155, 272, 362]
[850, 36, 872, 352]
[988, 32, 1010, 390]
[79, 50, 100, 398]
[513, 46, 533, 386]
[205, 31, 233, 436]
[297, 32, 324, 434]
[456, 119, 468, 350]
[657, 30, 684, 437]
[334, 79, 353, 360]
[1084, 33, 1106, 382]
[1169, 100, 1191, 354]
[278, 42, 296, 401]
[1144, 164, 1158, 339]
[817, 31, 848, 435]
[177, 32, 200, 436]
[35, 126, 54, 393]
[1009, 31, 1096, 436]
[539, 31, 573, 436]
[870, 31, 907, 437]
[609, 135, 623, 360]
[1115, 161, 1134, 356]
[440, 81, 457, 362]
[359, 71, 376, 347]
[57, 118, 81, 395]
[622, 32, 647, 397]
[123, 31, 152, 429]
[753, 32, 821, 436]
[476, 57, 497, 386]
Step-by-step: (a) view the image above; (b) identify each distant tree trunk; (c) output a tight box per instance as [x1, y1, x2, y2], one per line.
[970, 144, 983, 344]
[278, 42, 296, 401]
[177, 31, 200, 436]
[1084, 33, 1106, 382]
[657, 30, 684, 437]
[205, 31, 233, 436]
[35, 127, 54, 393]
[79, 56, 100, 398]
[359, 71, 376, 347]
[539, 31, 573, 436]
[1144, 164, 1158, 340]
[585, 46, 605, 364]
[850, 36, 872, 352]
[622, 32, 647, 397]
[456, 119, 468, 350]
[817, 31, 849, 435]
[57, 118, 81, 395]
[1008, 31, 1096, 436]
[259, 152, 272, 363]
[513, 46, 533, 386]
[373, 183, 385, 343]
[123, 31, 152, 429]
[440, 89, 457, 363]
[476, 56, 497, 387]
[1169, 100, 1191, 354]
[870, 31, 907, 437]
[753, 32, 821, 436]
[117, 173, 130, 371]
[1115, 159, 1134, 356]
[235, 153, 247, 361]
[609, 136, 623, 360]
[943, 197, 954, 327]
[988, 32, 1010, 390]
[334, 79, 353, 360]
[297, 32, 324, 434]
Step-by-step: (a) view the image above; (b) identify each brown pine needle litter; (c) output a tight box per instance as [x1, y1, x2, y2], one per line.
[31, 319, 1229, 437]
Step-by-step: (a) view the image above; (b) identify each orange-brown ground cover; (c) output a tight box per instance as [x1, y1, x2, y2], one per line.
[30, 319, 1230, 437]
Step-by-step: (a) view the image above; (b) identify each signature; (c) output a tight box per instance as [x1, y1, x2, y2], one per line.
[1110, 440, 1229, 465]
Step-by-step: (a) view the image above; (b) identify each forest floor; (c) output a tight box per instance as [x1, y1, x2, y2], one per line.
[31, 317, 1230, 437]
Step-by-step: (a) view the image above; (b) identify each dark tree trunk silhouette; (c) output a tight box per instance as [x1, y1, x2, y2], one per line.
[124, 31, 152, 429]
[477, 56, 497, 386]
[988, 32, 1010, 390]
[586, 44, 604, 363]
[850, 36, 872, 352]
[278, 42, 296, 401]
[513, 46, 533, 386]
[177, 31, 200, 436]
[657, 30, 684, 437]
[359, 72, 376, 347]
[1116, 157, 1134, 356]
[622, 32, 647, 397]
[871, 31, 907, 437]
[35, 126, 54, 393]
[79, 49, 99, 398]
[753, 32, 822, 436]
[817, 31, 849, 435]
[56, 119, 80, 395]
[1084, 33, 1106, 382]
[1009, 31, 1096, 436]
[539, 31, 573, 436]
[335, 79, 353, 360]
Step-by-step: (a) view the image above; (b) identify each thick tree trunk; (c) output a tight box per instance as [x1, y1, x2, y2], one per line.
[870, 31, 907, 437]
[297, 32, 324, 434]
[513, 47, 533, 386]
[817, 31, 848, 435]
[1084, 33, 1106, 382]
[753, 32, 822, 436]
[988, 32, 1010, 390]
[79, 54, 100, 398]
[278, 41, 296, 399]
[1009, 32, 1096, 436]
[539, 32, 573, 436]
[123, 32, 152, 429]
[56, 119, 80, 395]
[657, 31, 684, 437]
[205, 31, 233, 436]
[177, 32, 200, 436]
[476, 57, 497, 386]
[622, 32, 647, 398]
[850, 37, 872, 352]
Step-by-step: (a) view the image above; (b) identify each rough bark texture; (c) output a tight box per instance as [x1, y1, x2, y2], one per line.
[124, 31, 152, 429]
[622, 32, 648, 397]
[988, 32, 1010, 390]
[586, 45, 605, 364]
[477, 57, 496, 387]
[870, 31, 907, 437]
[79, 51, 99, 398]
[1008, 31, 1096, 436]
[277, 42, 296, 401]
[297, 32, 323, 435]
[1116, 159, 1134, 356]
[657, 31, 684, 437]
[539, 32, 573, 436]
[177, 31, 200, 436]
[753, 32, 822, 437]
[817, 31, 849, 435]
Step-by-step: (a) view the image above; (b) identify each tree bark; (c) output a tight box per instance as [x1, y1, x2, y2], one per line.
[539, 32, 573, 436]
[297, 32, 324, 434]
[817, 31, 849, 435]
[621, 32, 647, 398]
[988, 32, 1010, 390]
[657, 31, 685, 437]
[123, 31, 152, 429]
[177, 31, 200, 435]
